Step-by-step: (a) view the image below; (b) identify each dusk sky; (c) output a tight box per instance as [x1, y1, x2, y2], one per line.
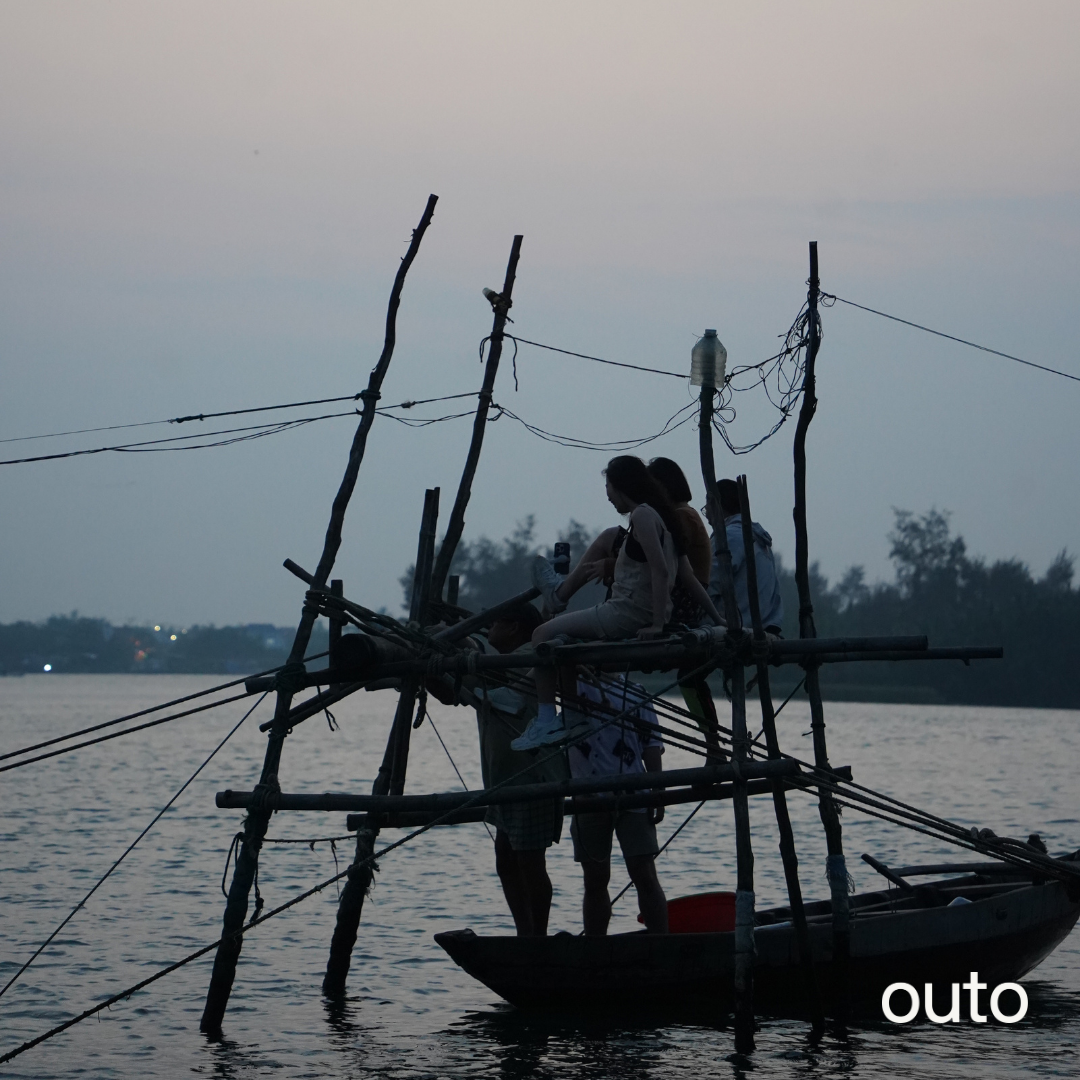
[2, 2, 1078, 626]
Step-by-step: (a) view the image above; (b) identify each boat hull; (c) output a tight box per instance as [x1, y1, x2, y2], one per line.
[435, 877, 1080, 1017]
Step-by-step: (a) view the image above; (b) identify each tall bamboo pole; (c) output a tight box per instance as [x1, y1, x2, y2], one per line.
[698, 383, 755, 1054]
[323, 487, 439, 995]
[792, 241, 850, 1019]
[199, 194, 438, 1037]
[429, 236, 523, 600]
[736, 475, 824, 1036]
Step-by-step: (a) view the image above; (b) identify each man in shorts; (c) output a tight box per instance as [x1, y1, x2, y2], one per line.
[430, 602, 567, 936]
[566, 674, 668, 934]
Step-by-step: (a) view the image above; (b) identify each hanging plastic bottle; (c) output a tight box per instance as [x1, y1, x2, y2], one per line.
[691, 329, 727, 388]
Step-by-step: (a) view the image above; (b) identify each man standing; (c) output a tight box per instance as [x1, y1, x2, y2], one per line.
[430, 602, 567, 936]
[709, 478, 784, 633]
[565, 674, 668, 935]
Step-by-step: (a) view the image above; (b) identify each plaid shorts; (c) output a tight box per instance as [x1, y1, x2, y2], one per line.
[488, 797, 563, 851]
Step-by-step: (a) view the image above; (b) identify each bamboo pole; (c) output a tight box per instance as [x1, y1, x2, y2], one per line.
[200, 193, 438, 1038]
[429, 235, 523, 600]
[791, 240, 850, 1020]
[323, 487, 440, 996]
[328, 580, 344, 670]
[698, 382, 755, 1054]
[736, 475, 824, 1036]
[218, 758, 801, 812]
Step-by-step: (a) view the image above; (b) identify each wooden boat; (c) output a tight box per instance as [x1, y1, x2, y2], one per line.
[436, 861, 1080, 1017]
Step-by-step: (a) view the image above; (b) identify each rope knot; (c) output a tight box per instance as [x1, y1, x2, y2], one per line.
[275, 662, 307, 696]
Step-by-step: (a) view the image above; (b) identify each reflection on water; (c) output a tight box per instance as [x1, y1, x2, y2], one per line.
[1, 676, 1077, 1078]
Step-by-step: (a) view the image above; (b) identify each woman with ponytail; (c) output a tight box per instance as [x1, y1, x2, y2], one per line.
[511, 455, 721, 751]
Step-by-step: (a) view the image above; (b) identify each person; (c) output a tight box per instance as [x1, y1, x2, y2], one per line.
[646, 457, 712, 604]
[565, 673, 668, 935]
[427, 602, 567, 936]
[511, 455, 722, 751]
[646, 457, 724, 762]
[709, 478, 784, 633]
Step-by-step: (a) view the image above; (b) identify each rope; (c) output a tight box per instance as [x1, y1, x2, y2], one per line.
[506, 336, 688, 379]
[0, 692, 252, 773]
[608, 799, 707, 911]
[0, 693, 266, 1001]
[490, 400, 698, 452]
[0, 652, 328, 770]
[0, 391, 480, 446]
[822, 293, 1080, 384]
[424, 709, 496, 842]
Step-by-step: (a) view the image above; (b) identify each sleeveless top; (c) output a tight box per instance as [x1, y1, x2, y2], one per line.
[606, 508, 679, 626]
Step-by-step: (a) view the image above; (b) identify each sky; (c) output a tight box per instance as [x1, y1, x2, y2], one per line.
[1, 1, 1078, 627]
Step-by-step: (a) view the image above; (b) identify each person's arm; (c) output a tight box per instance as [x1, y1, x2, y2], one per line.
[676, 555, 724, 625]
[641, 745, 665, 824]
[632, 507, 670, 639]
[559, 525, 621, 599]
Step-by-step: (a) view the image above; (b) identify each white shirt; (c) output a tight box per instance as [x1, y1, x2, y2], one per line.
[567, 676, 663, 811]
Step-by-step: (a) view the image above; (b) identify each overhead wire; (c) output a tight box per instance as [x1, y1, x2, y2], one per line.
[821, 293, 1080, 384]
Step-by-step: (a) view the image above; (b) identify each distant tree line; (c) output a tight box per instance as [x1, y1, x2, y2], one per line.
[402, 509, 1080, 709]
[0, 616, 330, 676]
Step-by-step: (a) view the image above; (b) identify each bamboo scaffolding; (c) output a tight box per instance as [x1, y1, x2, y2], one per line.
[792, 240, 850, 1022]
[199, 193, 438, 1038]
[324, 487, 440, 996]
[697, 372, 756, 1053]
[737, 474, 824, 1035]
[429, 236, 523, 600]
[217, 758, 800, 813]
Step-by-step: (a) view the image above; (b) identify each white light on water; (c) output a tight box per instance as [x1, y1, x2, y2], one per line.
[43, 664, 52, 672]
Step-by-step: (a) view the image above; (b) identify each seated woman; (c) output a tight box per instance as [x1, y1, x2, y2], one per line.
[511, 455, 722, 751]
[646, 456, 725, 762]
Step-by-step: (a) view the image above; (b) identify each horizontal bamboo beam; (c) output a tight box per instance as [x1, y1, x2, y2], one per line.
[216, 759, 800, 814]
[256, 681, 364, 733]
[807, 646, 1003, 665]
[432, 587, 541, 644]
[360, 778, 789, 828]
[243, 633, 1000, 699]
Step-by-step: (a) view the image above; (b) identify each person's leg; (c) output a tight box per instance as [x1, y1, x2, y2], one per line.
[614, 811, 668, 933]
[531, 608, 608, 705]
[494, 829, 533, 936]
[571, 812, 616, 935]
[625, 854, 669, 933]
[581, 860, 613, 935]
[516, 849, 553, 936]
[678, 674, 725, 763]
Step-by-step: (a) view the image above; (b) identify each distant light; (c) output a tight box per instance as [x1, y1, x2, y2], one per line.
[43, 664, 52, 672]
[181, 628, 188, 634]
[154, 625, 161, 632]
[170, 634, 177, 641]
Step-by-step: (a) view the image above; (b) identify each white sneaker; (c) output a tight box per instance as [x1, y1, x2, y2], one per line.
[510, 714, 567, 751]
[532, 556, 567, 615]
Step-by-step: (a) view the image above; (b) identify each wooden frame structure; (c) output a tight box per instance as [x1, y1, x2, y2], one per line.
[203, 210, 1004, 1051]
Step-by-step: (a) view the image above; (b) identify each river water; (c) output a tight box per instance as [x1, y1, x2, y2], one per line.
[1, 675, 1078, 1079]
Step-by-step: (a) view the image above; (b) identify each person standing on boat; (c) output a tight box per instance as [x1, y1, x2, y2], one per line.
[511, 455, 721, 751]
[565, 672, 669, 935]
[646, 457, 725, 763]
[427, 602, 567, 937]
[709, 478, 784, 634]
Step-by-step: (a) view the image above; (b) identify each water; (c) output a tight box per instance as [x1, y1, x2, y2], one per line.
[1, 675, 1078, 1078]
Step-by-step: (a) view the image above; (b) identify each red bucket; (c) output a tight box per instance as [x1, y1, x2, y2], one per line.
[639, 891, 737, 933]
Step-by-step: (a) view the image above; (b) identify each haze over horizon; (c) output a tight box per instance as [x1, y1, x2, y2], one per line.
[2, 2, 1078, 627]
